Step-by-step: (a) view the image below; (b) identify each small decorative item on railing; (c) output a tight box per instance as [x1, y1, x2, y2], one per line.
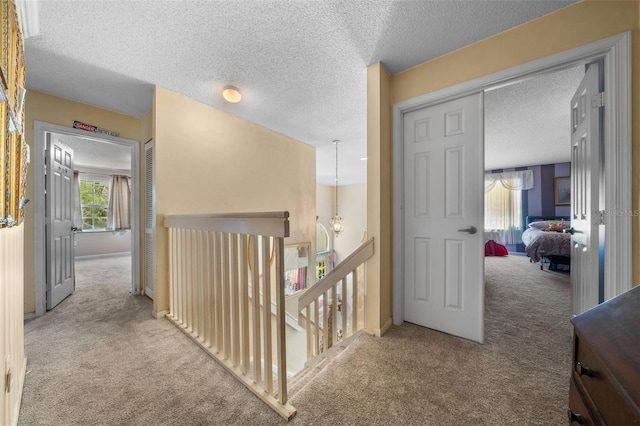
[163, 212, 296, 420]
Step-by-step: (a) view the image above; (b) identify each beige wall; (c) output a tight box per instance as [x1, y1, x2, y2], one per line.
[23, 90, 143, 313]
[367, 63, 393, 336]
[333, 184, 367, 262]
[367, 0, 640, 332]
[317, 183, 367, 261]
[153, 86, 316, 315]
[0, 225, 25, 425]
[316, 184, 333, 244]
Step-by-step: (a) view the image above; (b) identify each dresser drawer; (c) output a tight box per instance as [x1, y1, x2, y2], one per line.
[569, 378, 595, 425]
[574, 335, 639, 425]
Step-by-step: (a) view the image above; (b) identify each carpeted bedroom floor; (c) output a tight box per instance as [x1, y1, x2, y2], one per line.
[19, 253, 571, 425]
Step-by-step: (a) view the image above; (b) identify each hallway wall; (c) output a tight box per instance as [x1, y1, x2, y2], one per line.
[0, 225, 25, 425]
[367, 0, 640, 334]
[152, 86, 316, 316]
[23, 90, 143, 314]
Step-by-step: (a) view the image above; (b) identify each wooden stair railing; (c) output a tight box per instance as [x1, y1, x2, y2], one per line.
[298, 238, 374, 360]
[163, 212, 296, 420]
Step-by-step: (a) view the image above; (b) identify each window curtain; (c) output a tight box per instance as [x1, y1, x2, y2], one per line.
[107, 175, 131, 230]
[484, 170, 534, 244]
[72, 171, 83, 230]
[484, 170, 534, 192]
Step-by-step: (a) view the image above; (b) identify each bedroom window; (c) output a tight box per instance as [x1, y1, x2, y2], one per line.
[484, 170, 534, 244]
[484, 184, 523, 244]
[79, 173, 110, 230]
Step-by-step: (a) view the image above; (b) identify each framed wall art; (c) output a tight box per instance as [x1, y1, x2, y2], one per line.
[554, 176, 571, 206]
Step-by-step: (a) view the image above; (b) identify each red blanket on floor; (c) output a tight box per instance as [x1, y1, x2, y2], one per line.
[485, 240, 508, 256]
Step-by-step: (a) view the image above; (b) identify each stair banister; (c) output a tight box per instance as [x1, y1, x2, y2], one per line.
[298, 238, 374, 359]
[163, 211, 295, 420]
[298, 238, 374, 308]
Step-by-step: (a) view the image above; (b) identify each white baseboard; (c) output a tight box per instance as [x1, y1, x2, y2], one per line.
[152, 309, 169, 319]
[23, 312, 36, 321]
[75, 251, 131, 260]
[9, 357, 27, 426]
[373, 317, 393, 337]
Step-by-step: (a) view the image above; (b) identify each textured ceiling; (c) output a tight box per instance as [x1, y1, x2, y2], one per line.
[55, 133, 132, 172]
[24, 0, 576, 185]
[485, 65, 585, 170]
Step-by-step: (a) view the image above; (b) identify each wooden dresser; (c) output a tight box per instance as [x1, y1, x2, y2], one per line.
[568, 285, 640, 425]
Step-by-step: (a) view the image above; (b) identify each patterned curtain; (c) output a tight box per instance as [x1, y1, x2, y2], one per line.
[72, 171, 83, 230]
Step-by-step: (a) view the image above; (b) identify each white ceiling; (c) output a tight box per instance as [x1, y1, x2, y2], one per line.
[55, 134, 132, 172]
[23, 0, 576, 185]
[485, 65, 584, 170]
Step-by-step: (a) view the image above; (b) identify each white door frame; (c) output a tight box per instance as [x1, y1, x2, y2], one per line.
[33, 121, 141, 317]
[392, 32, 631, 325]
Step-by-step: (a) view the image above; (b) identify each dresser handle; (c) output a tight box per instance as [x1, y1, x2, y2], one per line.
[577, 362, 594, 377]
[567, 410, 583, 424]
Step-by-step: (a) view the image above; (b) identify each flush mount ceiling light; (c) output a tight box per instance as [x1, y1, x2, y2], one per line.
[222, 85, 242, 103]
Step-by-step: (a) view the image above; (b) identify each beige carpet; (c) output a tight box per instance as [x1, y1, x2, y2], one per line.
[19, 254, 571, 425]
[290, 255, 572, 425]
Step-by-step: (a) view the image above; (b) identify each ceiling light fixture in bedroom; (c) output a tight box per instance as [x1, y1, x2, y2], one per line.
[222, 85, 242, 103]
[329, 140, 344, 237]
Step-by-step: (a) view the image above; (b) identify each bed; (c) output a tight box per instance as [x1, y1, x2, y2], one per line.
[521, 216, 571, 271]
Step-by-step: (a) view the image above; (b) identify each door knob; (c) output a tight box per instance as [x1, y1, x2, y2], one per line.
[457, 226, 477, 235]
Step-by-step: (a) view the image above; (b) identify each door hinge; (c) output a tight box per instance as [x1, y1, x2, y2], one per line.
[591, 92, 605, 108]
[597, 210, 605, 225]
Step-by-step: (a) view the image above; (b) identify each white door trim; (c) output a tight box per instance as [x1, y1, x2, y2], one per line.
[392, 32, 631, 325]
[33, 121, 141, 316]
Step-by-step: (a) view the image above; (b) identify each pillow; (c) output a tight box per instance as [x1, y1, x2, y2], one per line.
[543, 222, 568, 232]
[528, 220, 569, 231]
[528, 221, 551, 229]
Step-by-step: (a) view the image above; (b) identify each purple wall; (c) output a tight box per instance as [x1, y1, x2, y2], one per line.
[516, 161, 570, 218]
[554, 162, 571, 216]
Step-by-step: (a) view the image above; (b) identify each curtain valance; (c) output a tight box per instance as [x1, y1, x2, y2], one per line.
[484, 170, 534, 193]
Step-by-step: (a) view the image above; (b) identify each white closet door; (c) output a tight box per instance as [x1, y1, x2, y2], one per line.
[144, 140, 155, 300]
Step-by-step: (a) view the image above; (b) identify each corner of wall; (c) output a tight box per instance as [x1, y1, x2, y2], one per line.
[366, 63, 393, 333]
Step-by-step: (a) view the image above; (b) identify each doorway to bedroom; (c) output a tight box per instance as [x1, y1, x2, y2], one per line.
[33, 121, 141, 317]
[483, 65, 582, 326]
[66, 133, 135, 307]
[484, 56, 608, 323]
[393, 32, 631, 345]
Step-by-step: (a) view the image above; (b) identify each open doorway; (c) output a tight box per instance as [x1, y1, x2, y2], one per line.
[392, 32, 632, 342]
[33, 121, 140, 316]
[483, 65, 584, 322]
[66, 133, 134, 303]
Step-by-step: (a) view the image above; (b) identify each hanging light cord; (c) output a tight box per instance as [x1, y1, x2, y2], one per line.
[334, 140, 339, 215]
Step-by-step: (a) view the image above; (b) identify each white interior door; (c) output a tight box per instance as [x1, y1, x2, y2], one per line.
[46, 134, 75, 309]
[570, 62, 602, 316]
[144, 140, 155, 300]
[403, 93, 484, 343]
